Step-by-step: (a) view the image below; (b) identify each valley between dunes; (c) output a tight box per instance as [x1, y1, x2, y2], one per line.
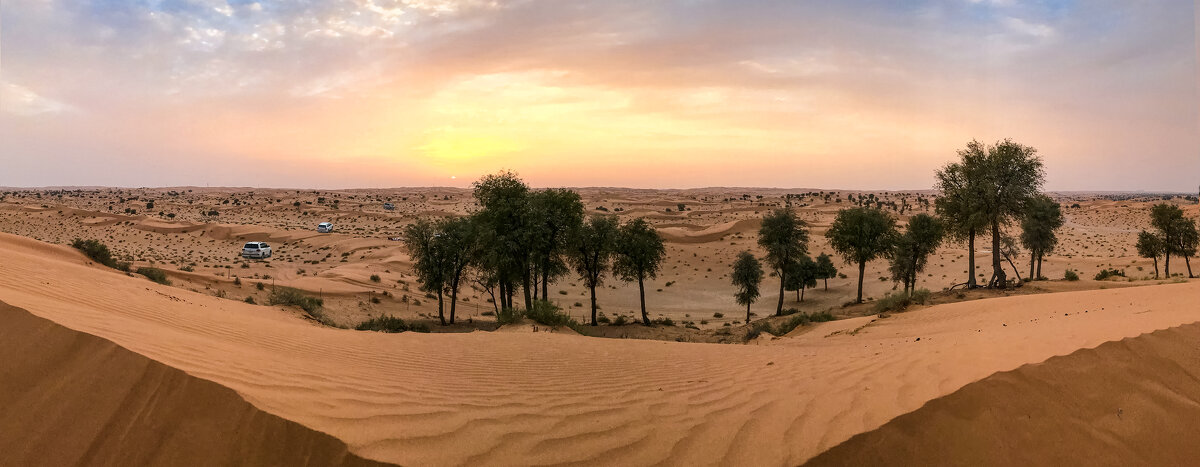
[2, 230, 1200, 466]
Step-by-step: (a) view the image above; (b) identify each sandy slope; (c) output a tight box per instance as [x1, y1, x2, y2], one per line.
[806, 322, 1200, 466]
[0, 231, 1199, 465]
[0, 301, 386, 467]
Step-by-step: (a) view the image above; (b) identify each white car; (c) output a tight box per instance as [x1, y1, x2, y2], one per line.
[241, 242, 272, 259]
[317, 222, 334, 233]
[383, 202, 395, 210]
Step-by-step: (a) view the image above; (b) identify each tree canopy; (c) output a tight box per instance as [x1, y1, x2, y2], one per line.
[826, 207, 897, 303]
[757, 207, 809, 315]
[613, 218, 666, 325]
[731, 251, 764, 323]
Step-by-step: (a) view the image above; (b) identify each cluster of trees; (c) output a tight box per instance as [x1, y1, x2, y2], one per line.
[1136, 204, 1198, 278]
[732, 139, 1067, 315]
[403, 172, 667, 326]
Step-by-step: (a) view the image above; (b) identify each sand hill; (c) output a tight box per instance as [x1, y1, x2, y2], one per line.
[1, 230, 1199, 465]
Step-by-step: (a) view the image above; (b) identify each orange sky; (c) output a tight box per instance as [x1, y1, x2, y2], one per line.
[1, 0, 1197, 190]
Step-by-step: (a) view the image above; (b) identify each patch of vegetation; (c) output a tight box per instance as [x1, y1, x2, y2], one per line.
[356, 315, 430, 333]
[135, 267, 171, 285]
[1093, 268, 1126, 281]
[873, 289, 931, 313]
[267, 287, 332, 325]
[70, 238, 130, 271]
[369, 274, 381, 282]
[495, 307, 522, 325]
[652, 317, 676, 326]
[525, 300, 576, 327]
[1064, 269, 1080, 281]
[745, 322, 774, 341]
[244, 296, 255, 304]
[773, 311, 836, 335]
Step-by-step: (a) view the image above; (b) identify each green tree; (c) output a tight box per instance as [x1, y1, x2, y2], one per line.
[402, 220, 450, 325]
[934, 145, 989, 289]
[826, 207, 898, 303]
[568, 215, 619, 326]
[731, 251, 764, 323]
[757, 207, 809, 315]
[472, 171, 532, 311]
[888, 213, 944, 295]
[439, 215, 481, 325]
[815, 253, 837, 290]
[971, 140, 1045, 288]
[1136, 230, 1164, 279]
[1019, 195, 1065, 280]
[784, 254, 819, 302]
[613, 218, 667, 325]
[528, 188, 585, 300]
[1172, 217, 1198, 278]
[1151, 204, 1186, 277]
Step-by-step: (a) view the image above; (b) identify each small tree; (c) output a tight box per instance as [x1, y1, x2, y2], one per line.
[1019, 195, 1065, 280]
[815, 253, 837, 290]
[731, 251, 764, 323]
[784, 255, 819, 302]
[757, 207, 809, 315]
[826, 207, 898, 303]
[1173, 217, 1198, 278]
[888, 214, 944, 295]
[439, 215, 481, 324]
[1151, 204, 1185, 277]
[613, 218, 667, 325]
[1136, 230, 1163, 279]
[402, 220, 450, 325]
[568, 215, 619, 326]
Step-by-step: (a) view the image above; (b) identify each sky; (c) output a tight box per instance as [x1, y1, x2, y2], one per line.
[1, 0, 1197, 190]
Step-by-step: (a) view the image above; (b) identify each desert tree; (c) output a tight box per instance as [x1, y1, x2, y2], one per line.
[1150, 204, 1185, 277]
[472, 171, 533, 310]
[757, 207, 809, 315]
[1019, 195, 1065, 280]
[784, 254, 819, 302]
[826, 207, 898, 303]
[815, 253, 837, 290]
[613, 218, 667, 325]
[568, 215, 619, 326]
[528, 188, 585, 300]
[888, 213, 944, 295]
[402, 219, 450, 325]
[731, 251, 764, 323]
[934, 147, 988, 289]
[438, 215, 481, 325]
[1136, 230, 1164, 279]
[1173, 217, 1199, 278]
[972, 139, 1045, 289]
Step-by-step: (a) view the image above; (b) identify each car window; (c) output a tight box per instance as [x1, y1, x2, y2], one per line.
[244, 243, 257, 249]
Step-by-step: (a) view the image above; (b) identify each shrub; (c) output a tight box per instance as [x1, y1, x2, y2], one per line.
[496, 307, 522, 325]
[597, 314, 611, 324]
[874, 289, 930, 313]
[356, 315, 430, 333]
[71, 238, 128, 270]
[268, 287, 324, 316]
[652, 317, 676, 326]
[713, 312, 724, 318]
[369, 274, 381, 283]
[1093, 268, 1125, 281]
[525, 300, 576, 327]
[611, 315, 630, 326]
[745, 322, 773, 341]
[1064, 269, 1080, 281]
[136, 267, 171, 285]
[256, 282, 265, 290]
[244, 296, 255, 304]
[774, 311, 837, 336]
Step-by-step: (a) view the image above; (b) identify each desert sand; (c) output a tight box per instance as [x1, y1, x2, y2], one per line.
[1, 188, 1193, 336]
[1, 227, 1199, 465]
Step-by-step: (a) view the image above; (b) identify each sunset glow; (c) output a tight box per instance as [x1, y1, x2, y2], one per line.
[1, 0, 1197, 190]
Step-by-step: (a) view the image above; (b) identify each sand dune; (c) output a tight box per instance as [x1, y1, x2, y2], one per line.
[1, 231, 1199, 464]
[806, 322, 1200, 466]
[0, 301, 386, 467]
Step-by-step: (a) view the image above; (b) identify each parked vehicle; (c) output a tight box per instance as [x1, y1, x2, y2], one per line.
[383, 202, 395, 210]
[317, 222, 333, 233]
[241, 242, 272, 259]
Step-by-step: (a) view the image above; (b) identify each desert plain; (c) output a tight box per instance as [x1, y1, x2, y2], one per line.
[1, 187, 1199, 466]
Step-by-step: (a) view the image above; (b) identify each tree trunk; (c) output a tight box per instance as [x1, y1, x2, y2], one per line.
[1030, 252, 1036, 281]
[1152, 256, 1160, 279]
[967, 229, 977, 288]
[991, 222, 1006, 289]
[589, 284, 598, 326]
[1187, 256, 1194, 278]
[1165, 250, 1172, 278]
[746, 302, 751, 324]
[437, 290, 446, 325]
[523, 269, 533, 310]
[823, 277, 828, 290]
[1037, 253, 1044, 279]
[532, 273, 538, 301]
[776, 269, 785, 316]
[449, 287, 458, 324]
[800, 285, 806, 302]
[1004, 252, 1021, 286]
[542, 263, 549, 302]
[856, 260, 866, 303]
[638, 276, 649, 325]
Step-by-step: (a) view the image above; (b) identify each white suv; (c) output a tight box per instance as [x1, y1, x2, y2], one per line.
[317, 222, 333, 233]
[241, 242, 272, 259]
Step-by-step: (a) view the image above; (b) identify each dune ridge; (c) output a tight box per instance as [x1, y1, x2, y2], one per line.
[805, 321, 1200, 466]
[0, 300, 389, 467]
[0, 230, 1199, 465]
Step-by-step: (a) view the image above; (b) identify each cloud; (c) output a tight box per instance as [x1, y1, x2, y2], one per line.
[0, 81, 73, 116]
